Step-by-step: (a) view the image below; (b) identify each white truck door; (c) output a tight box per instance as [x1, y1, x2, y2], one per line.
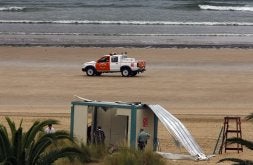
[110, 56, 120, 71]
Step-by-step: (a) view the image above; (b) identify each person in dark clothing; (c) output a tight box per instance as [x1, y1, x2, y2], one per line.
[137, 128, 150, 151]
[87, 125, 92, 144]
[93, 126, 105, 145]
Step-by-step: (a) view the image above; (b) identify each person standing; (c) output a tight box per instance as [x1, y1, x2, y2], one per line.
[137, 128, 150, 151]
[45, 124, 56, 134]
[87, 125, 92, 144]
[93, 126, 105, 145]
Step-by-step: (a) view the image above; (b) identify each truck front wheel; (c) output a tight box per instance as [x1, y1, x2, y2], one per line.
[121, 68, 131, 77]
[86, 67, 96, 76]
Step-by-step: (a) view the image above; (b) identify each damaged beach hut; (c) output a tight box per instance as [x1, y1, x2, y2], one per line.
[70, 98, 208, 160]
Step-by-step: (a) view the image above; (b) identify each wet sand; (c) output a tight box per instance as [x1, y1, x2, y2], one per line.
[0, 47, 253, 164]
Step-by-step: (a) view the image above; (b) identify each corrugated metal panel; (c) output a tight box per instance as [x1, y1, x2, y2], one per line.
[147, 104, 208, 160]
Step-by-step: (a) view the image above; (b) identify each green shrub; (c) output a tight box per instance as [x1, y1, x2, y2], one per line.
[55, 144, 107, 165]
[104, 148, 165, 165]
[139, 150, 165, 165]
[85, 144, 107, 161]
[78, 143, 92, 163]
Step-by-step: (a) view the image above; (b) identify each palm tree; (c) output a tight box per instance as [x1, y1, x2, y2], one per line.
[218, 113, 253, 165]
[0, 117, 82, 165]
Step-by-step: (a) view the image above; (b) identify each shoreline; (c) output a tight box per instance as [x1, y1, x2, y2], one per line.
[1, 43, 253, 49]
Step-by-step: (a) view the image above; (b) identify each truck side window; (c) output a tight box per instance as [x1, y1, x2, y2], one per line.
[111, 57, 118, 63]
[98, 56, 109, 63]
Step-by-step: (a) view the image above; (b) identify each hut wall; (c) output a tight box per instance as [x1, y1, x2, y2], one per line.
[73, 106, 88, 143]
[136, 109, 155, 149]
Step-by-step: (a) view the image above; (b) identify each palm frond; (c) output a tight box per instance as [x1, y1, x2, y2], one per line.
[23, 119, 58, 149]
[22, 121, 39, 148]
[226, 137, 253, 150]
[0, 118, 83, 165]
[19, 119, 23, 128]
[5, 117, 17, 144]
[13, 127, 24, 164]
[218, 158, 253, 165]
[1, 156, 18, 165]
[36, 147, 82, 165]
[0, 127, 11, 161]
[28, 131, 74, 164]
[245, 113, 253, 121]
[27, 137, 52, 165]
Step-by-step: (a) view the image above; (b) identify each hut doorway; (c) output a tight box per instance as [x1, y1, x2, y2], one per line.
[92, 107, 129, 146]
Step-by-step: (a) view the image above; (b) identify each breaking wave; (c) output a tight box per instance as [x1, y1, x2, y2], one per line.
[0, 20, 253, 26]
[0, 32, 252, 37]
[199, 5, 253, 12]
[0, 6, 26, 12]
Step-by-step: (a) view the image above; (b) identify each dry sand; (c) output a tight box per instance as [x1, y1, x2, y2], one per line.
[0, 47, 253, 164]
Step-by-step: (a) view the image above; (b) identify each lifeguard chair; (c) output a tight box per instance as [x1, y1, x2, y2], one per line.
[219, 116, 243, 154]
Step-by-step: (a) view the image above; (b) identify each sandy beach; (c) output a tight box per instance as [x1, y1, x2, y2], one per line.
[0, 47, 253, 164]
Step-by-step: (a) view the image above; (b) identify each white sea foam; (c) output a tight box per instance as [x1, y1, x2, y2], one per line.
[0, 6, 25, 11]
[0, 32, 252, 37]
[0, 20, 253, 26]
[199, 5, 253, 12]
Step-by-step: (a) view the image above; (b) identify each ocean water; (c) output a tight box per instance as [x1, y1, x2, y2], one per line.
[0, 0, 253, 47]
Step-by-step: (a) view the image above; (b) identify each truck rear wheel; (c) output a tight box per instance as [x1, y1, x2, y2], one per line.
[121, 68, 131, 77]
[86, 67, 96, 76]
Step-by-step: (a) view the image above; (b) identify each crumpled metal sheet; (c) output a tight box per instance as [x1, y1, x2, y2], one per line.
[148, 104, 208, 160]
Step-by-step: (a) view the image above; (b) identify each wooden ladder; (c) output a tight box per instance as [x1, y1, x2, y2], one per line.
[220, 117, 243, 154]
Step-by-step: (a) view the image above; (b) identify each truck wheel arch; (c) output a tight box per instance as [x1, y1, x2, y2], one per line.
[120, 66, 132, 77]
[85, 66, 97, 76]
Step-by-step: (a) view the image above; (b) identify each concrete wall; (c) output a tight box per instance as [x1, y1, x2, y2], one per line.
[73, 106, 88, 144]
[116, 108, 131, 146]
